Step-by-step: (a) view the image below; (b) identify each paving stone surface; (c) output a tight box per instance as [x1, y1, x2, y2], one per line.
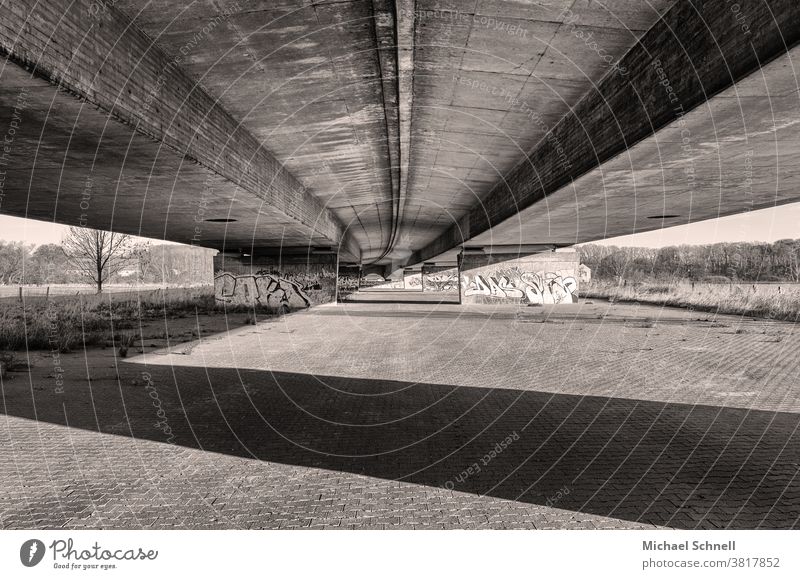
[1, 300, 798, 529]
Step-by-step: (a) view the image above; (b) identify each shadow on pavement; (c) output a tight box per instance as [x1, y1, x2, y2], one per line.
[3, 363, 798, 529]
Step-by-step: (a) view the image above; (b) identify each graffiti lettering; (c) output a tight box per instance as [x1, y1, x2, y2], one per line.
[423, 267, 459, 293]
[215, 272, 311, 308]
[463, 270, 578, 304]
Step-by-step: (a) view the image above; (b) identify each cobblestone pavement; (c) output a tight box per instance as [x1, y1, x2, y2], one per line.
[1, 300, 799, 529]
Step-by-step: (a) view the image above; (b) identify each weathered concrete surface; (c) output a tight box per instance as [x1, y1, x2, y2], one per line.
[411, 0, 800, 265]
[336, 264, 362, 302]
[114, 0, 400, 261]
[466, 43, 800, 249]
[214, 252, 337, 308]
[461, 251, 579, 305]
[403, 267, 423, 292]
[0, 0, 357, 256]
[421, 263, 459, 294]
[402, 0, 673, 259]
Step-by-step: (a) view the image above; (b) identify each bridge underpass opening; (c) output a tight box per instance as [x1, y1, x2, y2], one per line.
[0, 0, 799, 539]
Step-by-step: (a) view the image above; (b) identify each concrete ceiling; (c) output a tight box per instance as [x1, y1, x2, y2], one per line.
[426, 45, 800, 263]
[1, 0, 798, 265]
[400, 0, 674, 255]
[116, 0, 401, 259]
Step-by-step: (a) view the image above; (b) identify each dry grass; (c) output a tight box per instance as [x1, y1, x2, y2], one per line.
[583, 281, 800, 321]
[0, 286, 218, 352]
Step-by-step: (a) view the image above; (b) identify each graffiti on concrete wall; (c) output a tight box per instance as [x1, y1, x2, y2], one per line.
[215, 272, 314, 309]
[336, 266, 361, 302]
[404, 270, 423, 291]
[337, 275, 360, 291]
[423, 267, 459, 293]
[462, 269, 578, 304]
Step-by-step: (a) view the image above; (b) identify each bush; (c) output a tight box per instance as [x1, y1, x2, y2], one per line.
[581, 280, 800, 322]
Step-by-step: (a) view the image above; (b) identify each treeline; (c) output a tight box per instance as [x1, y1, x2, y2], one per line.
[579, 240, 800, 283]
[0, 241, 213, 286]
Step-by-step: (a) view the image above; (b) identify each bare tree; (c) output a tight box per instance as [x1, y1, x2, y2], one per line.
[62, 227, 137, 293]
[0, 241, 31, 285]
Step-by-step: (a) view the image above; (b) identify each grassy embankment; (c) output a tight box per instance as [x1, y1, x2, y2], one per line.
[583, 281, 800, 322]
[0, 286, 232, 353]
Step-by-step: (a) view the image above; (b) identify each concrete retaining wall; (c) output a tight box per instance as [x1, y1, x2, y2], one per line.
[403, 269, 423, 292]
[460, 251, 579, 305]
[214, 254, 337, 309]
[422, 264, 459, 294]
[336, 265, 361, 302]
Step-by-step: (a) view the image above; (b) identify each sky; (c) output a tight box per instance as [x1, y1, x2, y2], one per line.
[0, 201, 798, 248]
[0, 215, 175, 246]
[585, 202, 800, 247]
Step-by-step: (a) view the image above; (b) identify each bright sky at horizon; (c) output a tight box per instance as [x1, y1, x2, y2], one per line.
[0, 215, 177, 246]
[583, 202, 800, 247]
[0, 202, 798, 248]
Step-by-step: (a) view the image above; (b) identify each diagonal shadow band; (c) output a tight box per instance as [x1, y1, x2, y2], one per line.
[3, 364, 799, 529]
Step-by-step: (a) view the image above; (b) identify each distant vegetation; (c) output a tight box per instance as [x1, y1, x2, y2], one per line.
[0, 238, 214, 287]
[579, 240, 800, 321]
[579, 240, 800, 283]
[0, 235, 218, 353]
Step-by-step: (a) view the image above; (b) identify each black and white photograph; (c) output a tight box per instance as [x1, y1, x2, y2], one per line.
[0, 0, 798, 576]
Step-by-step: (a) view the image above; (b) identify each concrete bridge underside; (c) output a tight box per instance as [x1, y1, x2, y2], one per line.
[0, 0, 798, 270]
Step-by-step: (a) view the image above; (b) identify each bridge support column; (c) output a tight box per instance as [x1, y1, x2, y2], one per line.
[403, 267, 423, 292]
[336, 264, 361, 303]
[421, 263, 460, 295]
[460, 247, 580, 305]
[213, 249, 337, 310]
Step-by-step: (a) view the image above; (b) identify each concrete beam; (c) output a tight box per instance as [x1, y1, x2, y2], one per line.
[369, 0, 401, 263]
[394, 0, 416, 259]
[408, 0, 800, 266]
[0, 0, 356, 256]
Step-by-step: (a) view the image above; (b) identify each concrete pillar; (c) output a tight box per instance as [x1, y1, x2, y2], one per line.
[421, 263, 459, 294]
[460, 248, 580, 305]
[213, 250, 337, 310]
[336, 264, 361, 303]
[403, 267, 423, 292]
